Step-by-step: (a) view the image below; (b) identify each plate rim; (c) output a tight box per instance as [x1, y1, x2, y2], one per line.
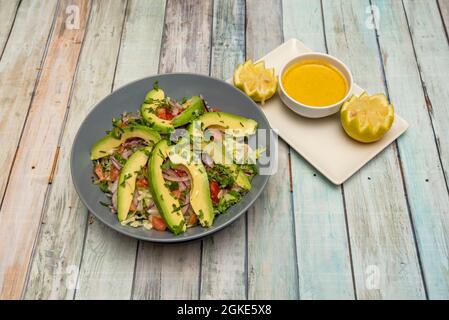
[70, 72, 272, 243]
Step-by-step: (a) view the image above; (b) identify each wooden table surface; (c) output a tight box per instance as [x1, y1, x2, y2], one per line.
[0, 0, 448, 300]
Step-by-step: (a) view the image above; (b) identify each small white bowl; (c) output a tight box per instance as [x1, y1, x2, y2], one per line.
[278, 52, 354, 118]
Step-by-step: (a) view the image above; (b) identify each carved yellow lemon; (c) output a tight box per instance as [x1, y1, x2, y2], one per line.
[233, 60, 277, 104]
[340, 92, 394, 143]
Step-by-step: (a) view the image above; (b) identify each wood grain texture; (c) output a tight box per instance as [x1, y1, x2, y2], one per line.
[1, 0, 90, 299]
[24, 0, 127, 300]
[0, 0, 58, 215]
[438, 0, 449, 39]
[322, 0, 425, 299]
[0, 0, 20, 55]
[75, 0, 166, 300]
[245, 0, 298, 299]
[0, 0, 60, 300]
[200, 0, 247, 300]
[400, 0, 449, 298]
[282, 0, 355, 300]
[132, 0, 212, 300]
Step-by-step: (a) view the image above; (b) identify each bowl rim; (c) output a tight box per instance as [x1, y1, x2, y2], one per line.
[278, 52, 354, 111]
[70, 72, 272, 243]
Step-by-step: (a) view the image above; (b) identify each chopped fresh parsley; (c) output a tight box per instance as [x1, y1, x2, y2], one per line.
[207, 164, 235, 188]
[214, 191, 242, 214]
[165, 181, 179, 191]
[240, 163, 258, 177]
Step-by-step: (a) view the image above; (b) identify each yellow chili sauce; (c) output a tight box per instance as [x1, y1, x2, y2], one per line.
[282, 60, 348, 107]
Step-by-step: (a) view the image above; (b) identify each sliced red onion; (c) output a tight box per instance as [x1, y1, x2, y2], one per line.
[112, 190, 118, 211]
[147, 201, 156, 209]
[182, 193, 190, 215]
[163, 173, 190, 182]
[108, 180, 118, 194]
[122, 149, 133, 159]
[123, 138, 143, 147]
[110, 157, 122, 170]
[201, 152, 214, 167]
[178, 181, 186, 192]
[132, 191, 139, 208]
[200, 94, 212, 112]
[208, 128, 223, 141]
[217, 189, 225, 199]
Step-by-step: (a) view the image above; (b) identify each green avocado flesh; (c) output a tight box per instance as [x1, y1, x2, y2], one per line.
[148, 140, 186, 235]
[141, 89, 206, 133]
[168, 145, 215, 228]
[188, 112, 258, 137]
[117, 146, 153, 222]
[90, 126, 161, 160]
[171, 96, 206, 127]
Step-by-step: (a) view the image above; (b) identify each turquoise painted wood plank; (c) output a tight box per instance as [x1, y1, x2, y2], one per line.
[400, 0, 449, 298]
[132, 0, 213, 300]
[75, 0, 166, 300]
[200, 0, 247, 300]
[282, 0, 355, 300]
[0, 0, 20, 55]
[24, 0, 127, 300]
[322, 0, 425, 299]
[246, 0, 298, 300]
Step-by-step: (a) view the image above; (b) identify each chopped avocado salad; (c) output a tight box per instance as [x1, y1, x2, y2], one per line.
[90, 82, 261, 235]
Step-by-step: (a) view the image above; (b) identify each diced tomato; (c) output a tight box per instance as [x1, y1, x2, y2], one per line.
[156, 107, 175, 120]
[152, 216, 167, 231]
[136, 178, 148, 188]
[188, 214, 198, 226]
[174, 168, 187, 177]
[171, 189, 182, 199]
[95, 163, 105, 181]
[209, 180, 220, 204]
[129, 201, 137, 212]
[117, 145, 126, 154]
[109, 166, 120, 182]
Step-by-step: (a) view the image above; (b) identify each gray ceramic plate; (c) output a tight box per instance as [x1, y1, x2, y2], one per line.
[71, 73, 272, 243]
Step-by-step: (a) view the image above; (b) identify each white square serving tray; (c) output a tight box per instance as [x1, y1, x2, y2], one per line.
[244, 38, 409, 185]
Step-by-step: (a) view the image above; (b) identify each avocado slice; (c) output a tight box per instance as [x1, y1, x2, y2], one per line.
[117, 146, 153, 222]
[168, 145, 215, 227]
[188, 111, 258, 138]
[141, 88, 173, 133]
[141, 88, 206, 133]
[148, 140, 186, 235]
[90, 125, 161, 160]
[171, 96, 206, 127]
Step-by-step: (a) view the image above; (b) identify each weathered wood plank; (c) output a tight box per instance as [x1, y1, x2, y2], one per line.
[400, 0, 449, 298]
[200, 0, 247, 300]
[132, 0, 212, 300]
[24, 0, 127, 300]
[438, 0, 449, 39]
[245, 0, 298, 299]
[0, 0, 20, 55]
[282, 0, 355, 300]
[75, 0, 166, 300]
[0, 0, 58, 217]
[0, 0, 62, 300]
[322, 0, 425, 299]
[1, 0, 90, 299]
